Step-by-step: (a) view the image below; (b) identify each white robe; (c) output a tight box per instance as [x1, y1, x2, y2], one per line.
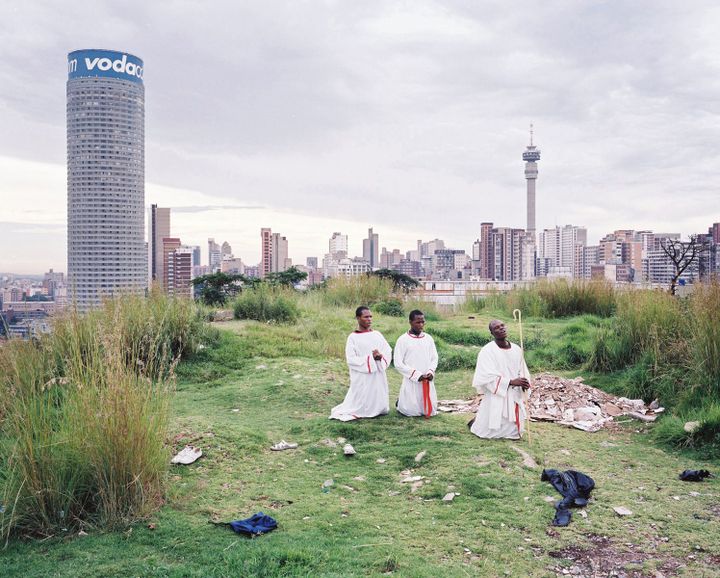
[470, 341, 530, 439]
[329, 330, 392, 421]
[394, 331, 439, 417]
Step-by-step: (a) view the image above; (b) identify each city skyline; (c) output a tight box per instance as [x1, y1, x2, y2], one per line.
[2, 2, 720, 272]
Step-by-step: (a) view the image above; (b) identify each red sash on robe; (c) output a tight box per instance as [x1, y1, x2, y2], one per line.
[422, 379, 432, 419]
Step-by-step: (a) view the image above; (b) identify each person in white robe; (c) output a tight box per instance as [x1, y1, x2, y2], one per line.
[329, 306, 392, 421]
[394, 310, 439, 417]
[470, 319, 531, 439]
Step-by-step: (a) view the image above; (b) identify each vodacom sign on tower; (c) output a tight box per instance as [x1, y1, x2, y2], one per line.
[67, 49, 144, 84]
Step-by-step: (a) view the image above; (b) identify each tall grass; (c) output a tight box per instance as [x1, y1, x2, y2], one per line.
[318, 276, 395, 308]
[0, 294, 208, 539]
[479, 279, 616, 318]
[690, 281, 720, 399]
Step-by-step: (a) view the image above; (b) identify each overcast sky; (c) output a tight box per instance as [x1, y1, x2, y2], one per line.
[1, 1, 719, 273]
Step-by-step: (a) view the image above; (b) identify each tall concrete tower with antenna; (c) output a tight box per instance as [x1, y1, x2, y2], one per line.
[523, 124, 541, 234]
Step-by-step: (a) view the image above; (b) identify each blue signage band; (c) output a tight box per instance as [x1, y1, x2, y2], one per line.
[68, 49, 144, 84]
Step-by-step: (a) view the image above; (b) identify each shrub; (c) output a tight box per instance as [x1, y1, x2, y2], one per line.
[374, 299, 405, 317]
[689, 281, 720, 399]
[319, 276, 395, 308]
[233, 286, 299, 323]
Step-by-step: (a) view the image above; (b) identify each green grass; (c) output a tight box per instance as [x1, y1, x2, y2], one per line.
[2, 314, 719, 577]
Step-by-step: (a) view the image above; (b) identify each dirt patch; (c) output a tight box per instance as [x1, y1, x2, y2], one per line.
[548, 533, 685, 577]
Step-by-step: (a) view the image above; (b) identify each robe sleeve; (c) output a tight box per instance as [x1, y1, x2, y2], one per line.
[472, 345, 510, 397]
[345, 335, 376, 375]
[393, 336, 420, 382]
[427, 336, 438, 376]
[376, 334, 392, 372]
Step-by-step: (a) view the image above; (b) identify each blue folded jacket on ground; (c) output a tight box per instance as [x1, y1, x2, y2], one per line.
[226, 512, 278, 536]
[541, 468, 595, 527]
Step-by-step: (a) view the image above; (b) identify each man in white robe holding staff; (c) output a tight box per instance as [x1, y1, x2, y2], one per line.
[469, 319, 531, 439]
[329, 306, 392, 422]
[394, 309, 439, 418]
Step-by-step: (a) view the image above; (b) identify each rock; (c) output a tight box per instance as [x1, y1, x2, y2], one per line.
[415, 450, 427, 463]
[376, 458, 386, 464]
[649, 399, 661, 410]
[544, 496, 556, 503]
[578, 510, 587, 518]
[322, 479, 334, 488]
[628, 411, 657, 423]
[401, 475, 425, 483]
[511, 445, 538, 469]
[255, 364, 267, 370]
[684, 421, 700, 433]
[613, 506, 632, 516]
[442, 492, 457, 502]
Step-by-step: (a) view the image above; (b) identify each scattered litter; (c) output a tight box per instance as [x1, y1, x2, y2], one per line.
[342, 485, 356, 492]
[511, 445, 538, 469]
[270, 440, 298, 451]
[578, 510, 587, 519]
[232, 409, 240, 412]
[541, 469, 595, 526]
[255, 364, 267, 370]
[171, 445, 202, 465]
[684, 421, 700, 433]
[337, 437, 347, 444]
[672, 496, 680, 501]
[613, 506, 632, 516]
[376, 458, 386, 464]
[679, 469, 713, 482]
[343, 443, 356, 456]
[689, 491, 700, 497]
[544, 496, 556, 503]
[293, 374, 302, 379]
[560, 449, 571, 456]
[321, 479, 334, 493]
[303, 516, 311, 520]
[415, 450, 427, 463]
[78, 530, 88, 537]
[439, 373, 664, 432]
[211, 512, 277, 536]
[442, 492, 458, 502]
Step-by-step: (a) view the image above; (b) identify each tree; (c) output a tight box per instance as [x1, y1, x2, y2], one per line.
[191, 272, 245, 306]
[369, 269, 420, 293]
[660, 235, 709, 296]
[265, 266, 308, 287]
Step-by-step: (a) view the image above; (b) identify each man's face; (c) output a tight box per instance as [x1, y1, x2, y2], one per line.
[409, 315, 425, 334]
[489, 320, 507, 340]
[357, 309, 373, 330]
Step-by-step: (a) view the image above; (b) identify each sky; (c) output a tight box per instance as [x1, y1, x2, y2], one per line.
[1, 0, 719, 274]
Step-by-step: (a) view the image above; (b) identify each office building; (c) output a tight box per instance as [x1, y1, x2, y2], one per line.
[363, 228, 379, 269]
[67, 49, 146, 309]
[148, 205, 170, 288]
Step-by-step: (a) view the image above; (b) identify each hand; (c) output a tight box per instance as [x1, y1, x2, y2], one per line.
[510, 377, 530, 389]
[372, 349, 383, 361]
[420, 373, 434, 381]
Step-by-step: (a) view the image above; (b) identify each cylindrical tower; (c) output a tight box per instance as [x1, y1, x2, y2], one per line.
[522, 125, 541, 234]
[67, 49, 146, 310]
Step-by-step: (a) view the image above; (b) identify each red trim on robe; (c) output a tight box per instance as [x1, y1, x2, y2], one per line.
[408, 331, 425, 339]
[366, 356, 371, 373]
[515, 403, 521, 435]
[410, 369, 416, 379]
[494, 376, 501, 394]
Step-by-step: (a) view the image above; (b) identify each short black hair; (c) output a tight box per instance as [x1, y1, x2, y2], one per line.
[355, 306, 370, 317]
[409, 309, 424, 321]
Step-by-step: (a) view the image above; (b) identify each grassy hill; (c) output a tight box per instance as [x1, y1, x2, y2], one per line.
[3, 306, 718, 577]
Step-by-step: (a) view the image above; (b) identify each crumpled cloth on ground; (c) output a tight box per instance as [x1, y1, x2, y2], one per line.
[213, 512, 278, 536]
[679, 469, 713, 482]
[541, 469, 595, 527]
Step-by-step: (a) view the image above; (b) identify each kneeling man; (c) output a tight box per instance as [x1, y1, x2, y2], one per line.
[394, 310, 438, 417]
[470, 319, 530, 439]
[330, 306, 392, 421]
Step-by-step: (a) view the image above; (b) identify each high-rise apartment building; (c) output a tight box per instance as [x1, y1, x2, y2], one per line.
[67, 49, 146, 309]
[162, 238, 192, 298]
[260, 228, 272, 278]
[271, 233, 291, 272]
[208, 238, 221, 272]
[479, 223, 494, 280]
[148, 205, 170, 288]
[538, 225, 587, 278]
[329, 232, 348, 259]
[363, 228, 379, 269]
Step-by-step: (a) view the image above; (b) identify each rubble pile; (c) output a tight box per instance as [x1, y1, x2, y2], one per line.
[438, 373, 664, 432]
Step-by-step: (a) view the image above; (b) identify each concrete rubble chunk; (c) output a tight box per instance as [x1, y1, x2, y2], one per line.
[684, 421, 700, 433]
[415, 450, 427, 463]
[613, 506, 632, 516]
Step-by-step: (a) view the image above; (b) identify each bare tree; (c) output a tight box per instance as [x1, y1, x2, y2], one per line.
[660, 235, 709, 295]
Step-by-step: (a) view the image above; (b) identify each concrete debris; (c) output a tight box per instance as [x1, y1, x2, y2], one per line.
[401, 475, 425, 483]
[613, 506, 632, 516]
[414, 450, 427, 463]
[442, 492, 458, 502]
[684, 421, 700, 433]
[438, 373, 664, 432]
